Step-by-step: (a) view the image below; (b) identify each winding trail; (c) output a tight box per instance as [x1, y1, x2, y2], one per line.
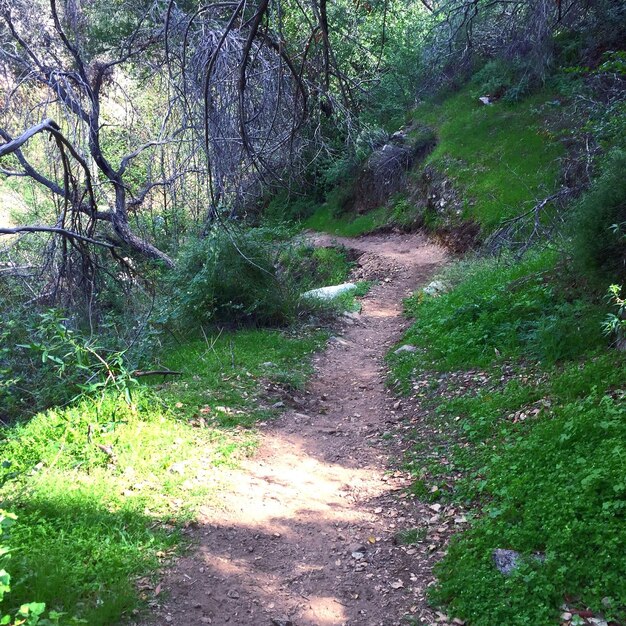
[149, 232, 448, 626]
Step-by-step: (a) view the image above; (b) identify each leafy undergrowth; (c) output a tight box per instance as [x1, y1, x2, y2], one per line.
[304, 204, 389, 237]
[412, 83, 564, 230]
[388, 250, 626, 625]
[0, 325, 327, 623]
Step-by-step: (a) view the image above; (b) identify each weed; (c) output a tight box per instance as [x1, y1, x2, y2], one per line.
[394, 527, 427, 545]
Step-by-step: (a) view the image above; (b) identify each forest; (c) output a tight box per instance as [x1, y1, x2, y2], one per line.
[0, 0, 625, 624]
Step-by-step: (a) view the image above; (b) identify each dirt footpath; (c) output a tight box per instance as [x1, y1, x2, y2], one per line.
[147, 232, 449, 626]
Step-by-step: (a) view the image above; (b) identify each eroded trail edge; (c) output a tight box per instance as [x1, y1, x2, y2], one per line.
[150, 232, 448, 626]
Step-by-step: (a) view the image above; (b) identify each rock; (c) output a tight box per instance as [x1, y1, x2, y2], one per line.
[270, 619, 294, 626]
[493, 549, 520, 575]
[493, 549, 545, 575]
[272, 401, 285, 409]
[301, 282, 358, 301]
[479, 96, 493, 105]
[394, 344, 416, 355]
[349, 543, 367, 558]
[422, 280, 450, 296]
[227, 589, 240, 599]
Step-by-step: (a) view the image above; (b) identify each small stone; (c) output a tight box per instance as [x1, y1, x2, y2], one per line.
[423, 280, 450, 296]
[227, 589, 240, 599]
[270, 620, 293, 626]
[493, 549, 520, 575]
[561, 612, 573, 621]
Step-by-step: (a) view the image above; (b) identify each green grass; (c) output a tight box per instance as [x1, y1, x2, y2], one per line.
[394, 527, 427, 545]
[305, 84, 564, 237]
[397, 250, 604, 372]
[158, 328, 326, 426]
[388, 249, 626, 625]
[304, 204, 388, 237]
[411, 86, 564, 229]
[0, 325, 326, 624]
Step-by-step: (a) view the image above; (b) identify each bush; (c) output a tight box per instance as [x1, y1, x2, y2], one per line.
[572, 149, 626, 283]
[165, 227, 358, 330]
[278, 244, 353, 292]
[166, 226, 299, 329]
[472, 59, 532, 102]
[263, 189, 319, 223]
[0, 308, 135, 422]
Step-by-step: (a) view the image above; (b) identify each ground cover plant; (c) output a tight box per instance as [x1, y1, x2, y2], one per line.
[388, 249, 626, 625]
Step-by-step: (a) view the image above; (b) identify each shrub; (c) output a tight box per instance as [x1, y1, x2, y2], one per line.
[166, 226, 299, 329]
[572, 149, 626, 283]
[0, 308, 135, 422]
[165, 226, 358, 330]
[263, 189, 319, 223]
[278, 244, 353, 292]
[471, 58, 533, 102]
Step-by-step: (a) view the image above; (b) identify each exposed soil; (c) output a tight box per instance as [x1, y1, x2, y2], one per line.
[143, 231, 453, 626]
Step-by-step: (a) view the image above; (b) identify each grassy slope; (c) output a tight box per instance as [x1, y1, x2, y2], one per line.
[389, 252, 626, 625]
[385, 83, 626, 624]
[304, 84, 563, 237]
[413, 86, 564, 228]
[303, 204, 388, 237]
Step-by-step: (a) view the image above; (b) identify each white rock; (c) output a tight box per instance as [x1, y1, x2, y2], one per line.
[301, 282, 358, 301]
[394, 344, 417, 354]
[423, 280, 450, 296]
